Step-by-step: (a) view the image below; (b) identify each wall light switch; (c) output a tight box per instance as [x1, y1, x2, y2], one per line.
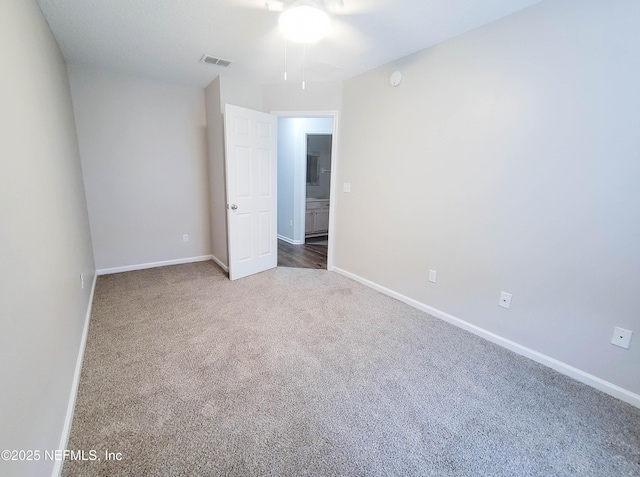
[80, 273, 84, 289]
[343, 182, 351, 193]
[611, 327, 633, 349]
[429, 270, 437, 283]
[499, 291, 512, 309]
[183, 234, 189, 243]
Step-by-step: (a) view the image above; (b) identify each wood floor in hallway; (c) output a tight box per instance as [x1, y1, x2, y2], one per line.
[278, 238, 327, 269]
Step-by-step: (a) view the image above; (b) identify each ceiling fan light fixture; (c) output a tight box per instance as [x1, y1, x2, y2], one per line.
[266, 1, 285, 12]
[279, 2, 331, 43]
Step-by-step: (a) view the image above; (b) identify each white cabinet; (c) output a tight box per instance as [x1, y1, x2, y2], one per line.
[305, 199, 329, 237]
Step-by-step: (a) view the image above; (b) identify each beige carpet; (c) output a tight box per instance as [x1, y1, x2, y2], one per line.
[63, 262, 640, 476]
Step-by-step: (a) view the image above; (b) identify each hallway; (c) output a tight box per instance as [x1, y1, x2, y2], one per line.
[277, 237, 327, 269]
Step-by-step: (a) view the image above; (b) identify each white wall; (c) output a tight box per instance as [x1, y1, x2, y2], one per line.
[264, 81, 342, 113]
[68, 66, 211, 271]
[0, 1, 95, 476]
[277, 119, 297, 242]
[220, 74, 264, 113]
[335, 0, 640, 397]
[205, 77, 229, 269]
[277, 118, 334, 243]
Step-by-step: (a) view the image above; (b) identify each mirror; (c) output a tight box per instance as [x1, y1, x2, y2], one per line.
[306, 154, 319, 185]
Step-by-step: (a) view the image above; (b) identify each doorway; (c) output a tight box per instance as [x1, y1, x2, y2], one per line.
[305, 134, 332, 247]
[273, 112, 338, 270]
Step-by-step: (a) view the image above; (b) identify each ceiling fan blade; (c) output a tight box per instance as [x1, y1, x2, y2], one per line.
[315, 58, 344, 69]
[262, 0, 381, 15]
[323, 0, 344, 14]
[265, 1, 285, 12]
[323, 0, 386, 15]
[325, 18, 372, 54]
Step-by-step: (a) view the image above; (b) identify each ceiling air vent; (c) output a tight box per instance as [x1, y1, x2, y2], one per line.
[200, 54, 232, 67]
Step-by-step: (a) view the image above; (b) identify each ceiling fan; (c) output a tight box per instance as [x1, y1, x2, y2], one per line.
[265, 0, 344, 43]
[265, 0, 346, 16]
[261, 0, 371, 87]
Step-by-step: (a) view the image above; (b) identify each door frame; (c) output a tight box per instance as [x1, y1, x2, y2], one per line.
[270, 110, 339, 271]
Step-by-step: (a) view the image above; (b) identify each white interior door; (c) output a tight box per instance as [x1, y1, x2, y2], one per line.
[224, 104, 277, 281]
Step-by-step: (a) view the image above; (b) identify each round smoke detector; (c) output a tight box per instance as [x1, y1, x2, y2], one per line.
[390, 71, 403, 87]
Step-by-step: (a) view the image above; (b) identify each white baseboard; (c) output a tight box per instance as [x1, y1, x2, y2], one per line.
[277, 234, 301, 245]
[211, 254, 229, 273]
[96, 255, 213, 275]
[52, 272, 98, 477]
[332, 267, 640, 409]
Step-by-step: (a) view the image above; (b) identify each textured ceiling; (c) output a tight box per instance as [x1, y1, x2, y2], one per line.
[36, 0, 542, 88]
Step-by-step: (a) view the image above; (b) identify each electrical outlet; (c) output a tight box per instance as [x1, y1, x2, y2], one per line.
[611, 327, 633, 349]
[499, 291, 512, 309]
[183, 234, 189, 243]
[429, 270, 437, 283]
[289, 219, 293, 227]
[343, 182, 351, 193]
[80, 273, 84, 289]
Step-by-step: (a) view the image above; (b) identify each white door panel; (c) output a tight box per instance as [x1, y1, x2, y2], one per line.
[225, 104, 277, 280]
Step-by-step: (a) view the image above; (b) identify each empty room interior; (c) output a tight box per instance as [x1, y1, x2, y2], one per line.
[2, 0, 639, 476]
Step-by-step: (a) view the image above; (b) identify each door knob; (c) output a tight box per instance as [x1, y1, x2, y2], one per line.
[230, 204, 238, 210]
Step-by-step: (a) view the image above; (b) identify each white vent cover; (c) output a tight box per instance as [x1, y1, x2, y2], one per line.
[200, 54, 232, 67]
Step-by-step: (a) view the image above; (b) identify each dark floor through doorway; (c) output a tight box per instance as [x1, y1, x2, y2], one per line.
[278, 237, 327, 269]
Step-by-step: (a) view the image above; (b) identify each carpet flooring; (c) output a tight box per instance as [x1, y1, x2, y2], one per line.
[63, 262, 640, 476]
